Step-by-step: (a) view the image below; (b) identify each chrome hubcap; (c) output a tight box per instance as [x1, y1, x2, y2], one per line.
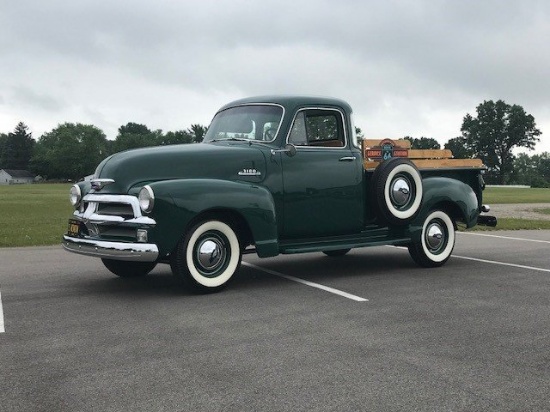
[197, 238, 225, 272]
[425, 222, 445, 251]
[391, 177, 411, 207]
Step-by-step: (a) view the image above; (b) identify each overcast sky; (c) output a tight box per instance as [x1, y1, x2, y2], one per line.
[1, 0, 549, 152]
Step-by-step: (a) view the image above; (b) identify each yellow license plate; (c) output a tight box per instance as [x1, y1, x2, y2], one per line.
[67, 219, 81, 237]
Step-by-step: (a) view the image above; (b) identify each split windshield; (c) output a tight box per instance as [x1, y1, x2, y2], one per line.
[204, 105, 284, 143]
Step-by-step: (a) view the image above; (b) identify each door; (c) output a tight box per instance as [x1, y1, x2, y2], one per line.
[281, 108, 364, 239]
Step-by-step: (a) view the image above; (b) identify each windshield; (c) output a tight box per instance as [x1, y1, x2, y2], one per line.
[204, 104, 284, 143]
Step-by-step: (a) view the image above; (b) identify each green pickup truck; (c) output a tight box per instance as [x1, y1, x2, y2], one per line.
[63, 96, 496, 292]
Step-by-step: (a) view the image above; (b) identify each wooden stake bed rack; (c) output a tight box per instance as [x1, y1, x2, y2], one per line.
[362, 139, 484, 171]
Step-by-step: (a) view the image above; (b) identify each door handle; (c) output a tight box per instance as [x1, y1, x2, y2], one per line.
[339, 156, 356, 162]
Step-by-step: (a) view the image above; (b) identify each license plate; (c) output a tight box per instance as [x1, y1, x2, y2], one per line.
[67, 219, 82, 237]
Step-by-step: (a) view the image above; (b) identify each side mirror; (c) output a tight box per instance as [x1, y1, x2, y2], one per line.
[271, 143, 297, 157]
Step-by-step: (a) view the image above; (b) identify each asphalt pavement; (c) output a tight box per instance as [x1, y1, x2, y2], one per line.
[0, 230, 549, 411]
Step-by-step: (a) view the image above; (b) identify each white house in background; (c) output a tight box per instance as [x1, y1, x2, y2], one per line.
[0, 169, 36, 185]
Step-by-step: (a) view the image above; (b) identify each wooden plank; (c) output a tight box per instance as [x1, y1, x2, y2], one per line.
[407, 149, 453, 159]
[364, 158, 484, 170]
[412, 159, 484, 168]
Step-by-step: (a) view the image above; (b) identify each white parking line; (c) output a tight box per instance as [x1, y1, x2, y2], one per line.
[458, 232, 550, 244]
[243, 262, 368, 302]
[392, 245, 550, 273]
[453, 255, 550, 273]
[0, 290, 5, 333]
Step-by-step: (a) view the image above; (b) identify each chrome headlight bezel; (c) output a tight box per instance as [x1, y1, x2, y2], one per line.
[138, 185, 155, 213]
[69, 184, 82, 208]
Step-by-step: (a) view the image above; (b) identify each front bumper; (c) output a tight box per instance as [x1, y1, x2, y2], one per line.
[63, 192, 159, 261]
[62, 235, 159, 262]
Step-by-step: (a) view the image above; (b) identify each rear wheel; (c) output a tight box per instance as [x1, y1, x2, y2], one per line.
[101, 259, 157, 277]
[171, 220, 242, 293]
[408, 210, 455, 267]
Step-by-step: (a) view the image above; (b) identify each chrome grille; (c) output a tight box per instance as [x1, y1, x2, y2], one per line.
[97, 203, 135, 219]
[73, 194, 155, 226]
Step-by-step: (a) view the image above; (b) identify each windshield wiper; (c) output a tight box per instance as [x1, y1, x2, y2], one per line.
[209, 137, 249, 143]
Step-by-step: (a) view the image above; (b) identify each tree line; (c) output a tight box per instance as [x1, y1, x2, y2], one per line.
[0, 122, 207, 181]
[0, 99, 547, 186]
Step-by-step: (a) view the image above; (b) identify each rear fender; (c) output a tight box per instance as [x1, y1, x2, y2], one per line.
[409, 177, 480, 240]
[147, 179, 279, 258]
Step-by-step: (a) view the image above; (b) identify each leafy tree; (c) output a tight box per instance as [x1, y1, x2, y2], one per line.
[511, 152, 550, 187]
[461, 100, 541, 184]
[30, 123, 108, 180]
[444, 136, 475, 159]
[159, 130, 194, 145]
[404, 136, 440, 150]
[112, 122, 163, 153]
[1, 122, 35, 169]
[189, 124, 208, 143]
[355, 127, 364, 141]
[0, 133, 7, 166]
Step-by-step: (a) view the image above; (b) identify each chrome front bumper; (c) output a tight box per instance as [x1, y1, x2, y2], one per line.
[62, 235, 159, 262]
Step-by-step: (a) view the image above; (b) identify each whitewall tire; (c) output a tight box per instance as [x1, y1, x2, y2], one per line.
[372, 158, 423, 226]
[171, 220, 242, 293]
[408, 210, 455, 267]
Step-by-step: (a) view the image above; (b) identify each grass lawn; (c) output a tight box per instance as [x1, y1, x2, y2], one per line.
[0, 184, 549, 248]
[0, 183, 73, 247]
[467, 218, 550, 231]
[483, 187, 550, 204]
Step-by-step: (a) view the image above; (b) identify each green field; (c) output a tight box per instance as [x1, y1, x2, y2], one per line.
[0, 184, 73, 247]
[482, 187, 550, 204]
[1, 184, 549, 248]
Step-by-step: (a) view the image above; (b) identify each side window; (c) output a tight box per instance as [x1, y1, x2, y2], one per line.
[288, 109, 345, 148]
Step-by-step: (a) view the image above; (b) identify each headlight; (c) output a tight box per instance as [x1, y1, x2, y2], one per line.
[139, 185, 155, 213]
[69, 184, 82, 207]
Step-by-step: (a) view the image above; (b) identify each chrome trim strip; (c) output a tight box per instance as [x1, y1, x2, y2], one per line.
[62, 235, 159, 262]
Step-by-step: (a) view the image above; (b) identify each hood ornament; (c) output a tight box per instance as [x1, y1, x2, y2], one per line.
[91, 178, 115, 191]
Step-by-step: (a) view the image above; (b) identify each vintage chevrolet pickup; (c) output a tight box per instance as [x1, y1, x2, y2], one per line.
[63, 96, 496, 292]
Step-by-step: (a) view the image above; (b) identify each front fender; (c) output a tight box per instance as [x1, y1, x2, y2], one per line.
[410, 177, 480, 237]
[146, 179, 279, 258]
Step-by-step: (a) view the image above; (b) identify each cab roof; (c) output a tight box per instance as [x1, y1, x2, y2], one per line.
[218, 95, 353, 115]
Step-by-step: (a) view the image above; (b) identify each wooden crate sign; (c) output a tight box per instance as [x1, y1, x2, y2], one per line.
[361, 138, 484, 170]
[364, 139, 409, 160]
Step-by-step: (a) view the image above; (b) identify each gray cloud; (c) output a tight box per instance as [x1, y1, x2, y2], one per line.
[0, 0, 548, 151]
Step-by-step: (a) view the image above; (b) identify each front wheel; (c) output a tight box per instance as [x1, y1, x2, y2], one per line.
[101, 259, 157, 278]
[408, 210, 455, 267]
[171, 220, 242, 293]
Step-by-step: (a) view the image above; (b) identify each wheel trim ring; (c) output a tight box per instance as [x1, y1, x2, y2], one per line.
[193, 233, 229, 277]
[425, 220, 446, 253]
[389, 174, 414, 209]
[186, 221, 240, 288]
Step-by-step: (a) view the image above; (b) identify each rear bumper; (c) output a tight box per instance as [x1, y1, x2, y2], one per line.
[477, 215, 497, 227]
[62, 235, 159, 262]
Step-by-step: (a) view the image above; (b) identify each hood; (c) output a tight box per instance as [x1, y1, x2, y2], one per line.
[93, 142, 268, 194]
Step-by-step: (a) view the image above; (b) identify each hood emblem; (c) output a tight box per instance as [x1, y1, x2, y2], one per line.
[91, 178, 115, 191]
[238, 168, 261, 177]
